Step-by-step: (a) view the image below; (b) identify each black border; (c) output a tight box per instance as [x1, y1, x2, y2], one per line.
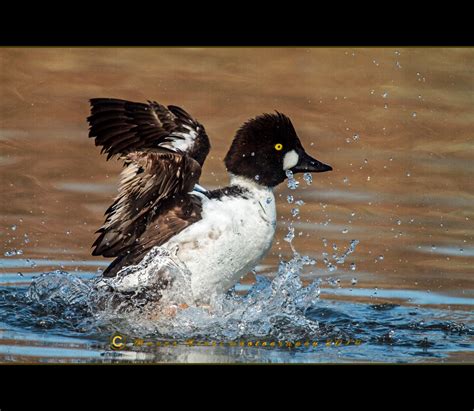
[0, 363, 471, 406]
[1, 10, 473, 46]
[2, 30, 472, 47]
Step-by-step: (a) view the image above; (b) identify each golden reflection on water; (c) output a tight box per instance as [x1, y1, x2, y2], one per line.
[0, 47, 473, 297]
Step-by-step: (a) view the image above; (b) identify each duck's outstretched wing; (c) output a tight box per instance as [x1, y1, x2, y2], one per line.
[93, 150, 204, 277]
[88, 98, 210, 166]
[87, 98, 210, 277]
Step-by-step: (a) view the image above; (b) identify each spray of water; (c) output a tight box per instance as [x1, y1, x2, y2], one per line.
[18, 172, 359, 342]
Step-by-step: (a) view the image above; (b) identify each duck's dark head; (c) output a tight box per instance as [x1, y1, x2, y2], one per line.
[224, 112, 332, 187]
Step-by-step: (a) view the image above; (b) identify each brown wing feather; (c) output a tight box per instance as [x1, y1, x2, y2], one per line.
[92, 150, 202, 259]
[87, 98, 210, 165]
[100, 195, 202, 278]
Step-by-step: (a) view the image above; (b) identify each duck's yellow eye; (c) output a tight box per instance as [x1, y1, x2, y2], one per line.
[275, 143, 283, 151]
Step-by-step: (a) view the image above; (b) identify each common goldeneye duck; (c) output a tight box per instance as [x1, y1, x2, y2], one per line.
[87, 98, 332, 304]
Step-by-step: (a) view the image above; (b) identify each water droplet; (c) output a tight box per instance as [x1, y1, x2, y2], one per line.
[284, 226, 295, 243]
[291, 208, 300, 217]
[254, 175, 260, 181]
[350, 212, 356, 217]
[11, 225, 17, 231]
[251, 152, 255, 156]
[431, 245, 436, 251]
[343, 177, 349, 184]
[352, 133, 359, 141]
[378, 255, 384, 261]
[382, 92, 388, 98]
[412, 112, 417, 118]
[287, 195, 294, 204]
[295, 200, 305, 206]
[342, 228, 349, 234]
[266, 197, 272, 204]
[396, 219, 401, 225]
[286, 170, 299, 190]
[406, 172, 411, 177]
[4, 249, 23, 257]
[322, 238, 328, 247]
[350, 264, 357, 272]
[367, 176, 371, 182]
[66, 230, 71, 235]
[301, 256, 316, 266]
[328, 264, 337, 273]
[332, 243, 338, 251]
[350, 239, 360, 248]
[303, 173, 313, 185]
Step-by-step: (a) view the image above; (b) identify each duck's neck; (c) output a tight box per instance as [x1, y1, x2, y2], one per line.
[229, 174, 273, 194]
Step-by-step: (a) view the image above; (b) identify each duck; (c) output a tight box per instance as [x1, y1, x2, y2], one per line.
[87, 98, 332, 304]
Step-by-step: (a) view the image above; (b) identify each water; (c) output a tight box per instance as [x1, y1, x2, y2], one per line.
[0, 47, 473, 363]
[0, 250, 472, 363]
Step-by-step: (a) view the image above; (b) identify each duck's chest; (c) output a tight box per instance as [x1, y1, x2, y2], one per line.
[165, 188, 277, 302]
[209, 192, 277, 252]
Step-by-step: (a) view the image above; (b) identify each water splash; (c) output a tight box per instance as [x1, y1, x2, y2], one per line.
[13, 248, 334, 342]
[0, 245, 472, 362]
[10, 168, 342, 342]
[322, 239, 360, 270]
[1, 166, 338, 343]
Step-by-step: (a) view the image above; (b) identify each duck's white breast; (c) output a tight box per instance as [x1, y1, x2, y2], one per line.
[164, 178, 277, 303]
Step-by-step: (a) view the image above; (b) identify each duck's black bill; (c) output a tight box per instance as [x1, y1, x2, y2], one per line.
[291, 151, 333, 173]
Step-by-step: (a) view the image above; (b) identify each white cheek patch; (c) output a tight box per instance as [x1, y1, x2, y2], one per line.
[283, 150, 299, 170]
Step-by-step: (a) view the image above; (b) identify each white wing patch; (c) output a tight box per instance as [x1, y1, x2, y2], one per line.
[160, 125, 197, 152]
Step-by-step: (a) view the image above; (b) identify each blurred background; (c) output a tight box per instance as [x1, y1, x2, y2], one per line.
[0, 47, 472, 305]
